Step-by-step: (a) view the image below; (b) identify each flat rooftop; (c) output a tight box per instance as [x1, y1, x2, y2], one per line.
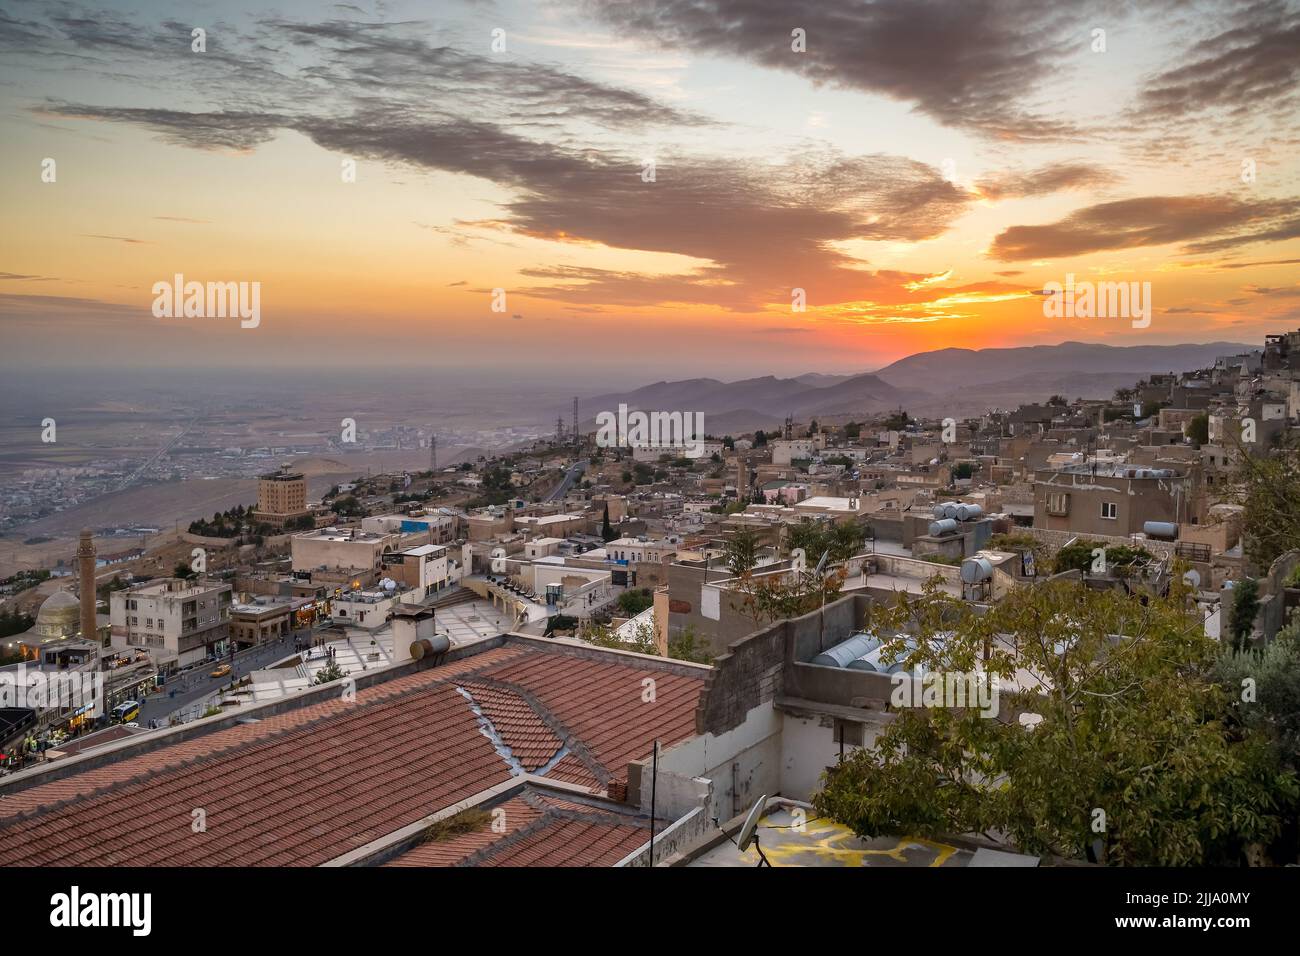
[686, 802, 1036, 867]
[297, 528, 389, 542]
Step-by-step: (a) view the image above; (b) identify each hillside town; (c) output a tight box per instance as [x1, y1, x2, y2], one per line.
[2, 327, 1298, 870]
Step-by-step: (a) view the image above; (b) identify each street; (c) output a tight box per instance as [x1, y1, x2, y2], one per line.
[136, 630, 311, 728]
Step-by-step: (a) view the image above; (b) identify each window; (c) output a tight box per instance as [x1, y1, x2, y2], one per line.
[1101, 501, 1118, 520]
[1046, 492, 1069, 516]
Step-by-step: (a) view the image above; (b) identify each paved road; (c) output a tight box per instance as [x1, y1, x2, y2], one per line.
[546, 458, 587, 502]
[136, 630, 311, 727]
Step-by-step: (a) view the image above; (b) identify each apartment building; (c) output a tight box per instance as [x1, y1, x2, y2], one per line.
[291, 527, 398, 575]
[109, 578, 233, 670]
[251, 466, 313, 527]
[1033, 462, 1191, 536]
[381, 544, 453, 594]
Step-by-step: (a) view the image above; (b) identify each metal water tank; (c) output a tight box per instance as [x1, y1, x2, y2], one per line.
[961, 556, 994, 584]
[410, 634, 452, 660]
[1142, 521, 1178, 539]
[811, 633, 881, 668]
[929, 518, 959, 536]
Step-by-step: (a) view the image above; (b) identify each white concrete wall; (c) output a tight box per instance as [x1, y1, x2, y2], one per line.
[654, 700, 784, 824]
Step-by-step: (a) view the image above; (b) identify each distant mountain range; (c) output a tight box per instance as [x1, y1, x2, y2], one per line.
[584, 340, 1252, 435]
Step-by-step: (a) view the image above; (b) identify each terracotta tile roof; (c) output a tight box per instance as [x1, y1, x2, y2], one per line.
[385, 789, 652, 867]
[0, 641, 705, 867]
[459, 681, 560, 771]
[475, 651, 702, 784]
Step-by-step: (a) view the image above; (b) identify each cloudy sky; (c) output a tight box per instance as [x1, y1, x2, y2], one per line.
[1, 0, 1298, 376]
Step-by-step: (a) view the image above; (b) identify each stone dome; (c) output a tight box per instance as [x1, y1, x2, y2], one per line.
[35, 589, 82, 639]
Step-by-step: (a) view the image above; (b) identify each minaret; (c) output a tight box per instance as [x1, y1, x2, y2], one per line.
[77, 528, 97, 644]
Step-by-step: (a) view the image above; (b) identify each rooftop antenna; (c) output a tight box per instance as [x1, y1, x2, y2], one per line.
[736, 794, 772, 867]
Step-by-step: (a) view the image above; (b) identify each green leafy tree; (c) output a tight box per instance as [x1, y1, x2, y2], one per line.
[1187, 413, 1209, 446]
[601, 504, 617, 542]
[668, 625, 713, 664]
[618, 588, 654, 616]
[813, 578, 1298, 865]
[1228, 578, 1261, 652]
[1232, 437, 1300, 570]
[314, 661, 348, 685]
[723, 528, 760, 576]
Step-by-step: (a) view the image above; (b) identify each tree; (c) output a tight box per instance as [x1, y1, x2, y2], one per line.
[668, 625, 713, 664]
[753, 429, 768, 447]
[314, 661, 348, 685]
[1228, 578, 1260, 652]
[883, 410, 910, 431]
[174, 561, 197, 580]
[1187, 413, 1209, 446]
[618, 588, 654, 616]
[1232, 436, 1300, 570]
[601, 504, 617, 542]
[813, 578, 1298, 865]
[953, 462, 974, 480]
[723, 528, 759, 576]
[581, 619, 657, 656]
[1046, 394, 1067, 407]
[738, 564, 847, 624]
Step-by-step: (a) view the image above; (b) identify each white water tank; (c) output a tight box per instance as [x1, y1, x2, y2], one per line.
[929, 518, 959, 536]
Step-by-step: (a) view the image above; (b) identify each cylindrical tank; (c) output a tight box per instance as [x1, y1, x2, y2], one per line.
[932, 503, 948, 519]
[847, 657, 880, 672]
[812, 633, 881, 668]
[958, 504, 984, 521]
[929, 518, 959, 536]
[1142, 521, 1178, 539]
[942, 502, 961, 519]
[410, 634, 452, 660]
[961, 556, 994, 584]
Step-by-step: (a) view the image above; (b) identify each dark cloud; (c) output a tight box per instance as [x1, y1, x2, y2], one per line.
[975, 163, 1116, 201]
[989, 195, 1300, 260]
[1213, 257, 1300, 269]
[44, 105, 285, 150]
[53, 98, 971, 309]
[574, 0, 1114, 141]
[1133, 1, 1300, 125]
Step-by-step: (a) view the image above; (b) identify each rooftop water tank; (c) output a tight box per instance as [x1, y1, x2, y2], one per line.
[409, 634, 451, 660]
[932, 503, 948, 519]
[811, 632, 882, 668]
[960, 556, 994, 584]
[957, 504, 984, 521]
[930, 518, 959, 536]
[1142, 521, 1178, 539]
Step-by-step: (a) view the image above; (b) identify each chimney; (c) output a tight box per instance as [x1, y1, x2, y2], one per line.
[77, 528, 97, 644]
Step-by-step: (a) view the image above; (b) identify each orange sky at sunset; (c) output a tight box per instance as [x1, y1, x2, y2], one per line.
[2, 0, 1298, 377]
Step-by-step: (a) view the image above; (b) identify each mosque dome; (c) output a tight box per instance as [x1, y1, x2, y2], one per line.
[35, 590, 81, 639]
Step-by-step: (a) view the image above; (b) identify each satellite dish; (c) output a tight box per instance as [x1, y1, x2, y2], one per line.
[736, 794, 770, 863]
[1183, 569, 1201, 588]
[814, 550, 830, 578]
